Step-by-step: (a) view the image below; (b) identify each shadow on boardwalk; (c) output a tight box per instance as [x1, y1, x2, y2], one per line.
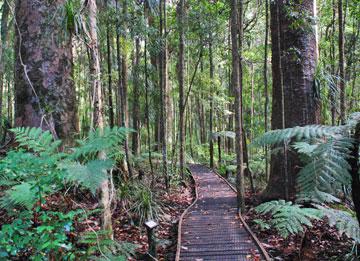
[176, 164, 269, 261]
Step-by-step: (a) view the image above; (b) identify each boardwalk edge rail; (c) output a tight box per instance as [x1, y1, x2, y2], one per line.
[213, 168, 271, 261]
[175, 167, 199, 261]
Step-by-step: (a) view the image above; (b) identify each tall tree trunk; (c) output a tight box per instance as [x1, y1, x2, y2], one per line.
[330, 0, 337, 125]
[120, 0, 133, 177]
[0, 1, 9, 137]
[177, 0, 185, 179]
[231, 0, 245, 212]
[106, 2, 114, 128]
[263, 0, 270, 180]
[14, 0, 78, 144]
[115, 0, 122, 126]
[159, 0, 169, 189]
[338, 0, 346, 124]
[263, 0, 320, 200]
[132, 38, 141, 155]
[144, 1, 154, 180]
[209, 39, 214, 169]
[87, 0, 113, 238]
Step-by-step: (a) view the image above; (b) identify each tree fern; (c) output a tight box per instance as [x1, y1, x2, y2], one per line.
[255, 200, 323, 238]
[63, 159, 113, 194]
[253, 113, 360, 244]
[317, 206, 360, 243]
[252, 125, 343, 147]
[296, 137, 353, 203]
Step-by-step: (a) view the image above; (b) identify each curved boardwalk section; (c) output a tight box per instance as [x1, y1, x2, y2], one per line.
[177, 164, 269, 261]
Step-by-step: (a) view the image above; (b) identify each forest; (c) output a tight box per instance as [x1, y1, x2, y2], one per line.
[0, 0, 359, 260]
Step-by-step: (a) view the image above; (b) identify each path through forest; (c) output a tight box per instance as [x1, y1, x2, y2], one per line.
[176, 164, 269, 261]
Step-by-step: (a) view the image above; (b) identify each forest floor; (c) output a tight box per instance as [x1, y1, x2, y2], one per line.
[117, 180, 194, 260]
[244, 192, 354, 261]
[0, 174, 194, 260]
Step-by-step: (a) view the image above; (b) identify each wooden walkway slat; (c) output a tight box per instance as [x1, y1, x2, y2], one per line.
[176, 164, 270, 261]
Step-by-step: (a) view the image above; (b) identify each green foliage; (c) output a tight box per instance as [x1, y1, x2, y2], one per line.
[1, 182, 37, 210]
[253, 113, 360, 245]
[252, 124, 343, 147]
[295, 137, 353, 203]
[253, 219, 271, 231]
[11, 127, 62, 156]
[0, 127, 131, 259]
[118, 182, 162, 225]
[252, 113, 360, 204]
[71, 126, 131, 161]
[318, 206, 360, 243]
[79, 230, 136, 260]
[0, 209, 82, 260]
[62, 160, 113, 194]
[255, 200, 323, 238]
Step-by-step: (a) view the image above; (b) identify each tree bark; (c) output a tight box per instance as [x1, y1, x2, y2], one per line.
[144, 2, 154, 180]
[263, 0, 320, 200]
[120, 0, 133, 178]
[159, 0, 169, 189]
[0, 1, 9, 138]
[177, 0, 186, 179]
[231, 0, 245, 212]
[106, 2, 114, 128]
[263, 0, 270, 180]
[338, 0, 346, 124]
[132, 38, 141, 155]
[87, 0, 113, 238]
[14, 0, 78, 144]
[209, 39, 214, 169]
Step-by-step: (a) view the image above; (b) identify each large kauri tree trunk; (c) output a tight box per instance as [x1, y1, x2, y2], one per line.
[263, 0, 320, 200]
[14, 0, 78, 144]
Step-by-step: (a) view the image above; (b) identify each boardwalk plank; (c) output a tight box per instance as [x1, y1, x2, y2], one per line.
[176, 164, 269, 261]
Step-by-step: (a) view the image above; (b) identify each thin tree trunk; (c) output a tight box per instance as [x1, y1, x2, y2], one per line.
[106, 3, 114, 128]
[331, 0, 336, 125]
[116, 0, 122, 126]
[209, 39, 214, 169]
[120, 0, 133, 178]
[177, 0, 185, 179]
[263, 0, 270, 180]
[0, 1, 9, 138]
[87, 0, 113, 239]
[144, 1, 154, 180]
[132, 38, 141, 155]
[231, 0, 245, 212]
[159, 0, 169, 189]
[338, 0, 346, 124]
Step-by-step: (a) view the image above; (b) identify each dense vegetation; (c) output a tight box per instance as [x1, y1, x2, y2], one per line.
[0, 0, 359, 259]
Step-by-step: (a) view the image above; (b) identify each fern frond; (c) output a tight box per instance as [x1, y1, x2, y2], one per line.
[63, 160, 113, 194]
[255, 200, 323, 238]
[252, 125, 343, 147]
[317, 206, 360, 243]
[296, 137, 353, 203]
[0, 182, 37, 210]
[72, 127, 130, 160]
[11, 127, 61, 155]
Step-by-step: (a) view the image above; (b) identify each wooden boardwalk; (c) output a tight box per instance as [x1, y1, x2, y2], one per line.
[176, 164, 270, 261]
